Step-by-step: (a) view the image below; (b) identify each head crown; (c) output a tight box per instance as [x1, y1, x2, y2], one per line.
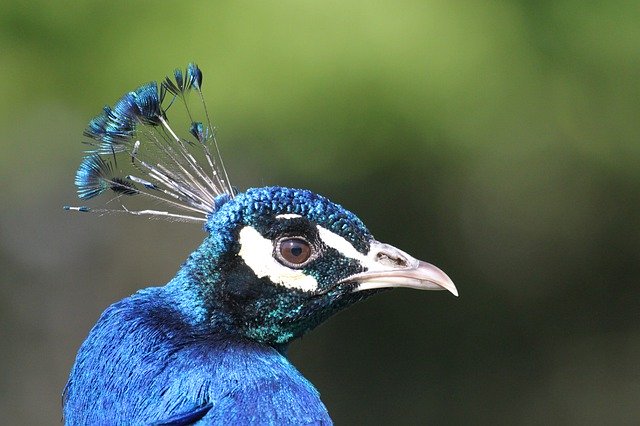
[205, 187, 372, 252]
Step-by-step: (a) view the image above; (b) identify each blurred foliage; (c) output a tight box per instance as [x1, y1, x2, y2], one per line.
[1, 1, 639, 424]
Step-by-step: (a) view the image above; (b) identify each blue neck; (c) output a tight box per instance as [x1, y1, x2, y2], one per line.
[64, 286, 331, 424]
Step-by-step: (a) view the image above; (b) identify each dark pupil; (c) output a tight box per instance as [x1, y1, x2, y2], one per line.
[280, 238, 311, 265]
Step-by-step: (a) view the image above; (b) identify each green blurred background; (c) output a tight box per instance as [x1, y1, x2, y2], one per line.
[1, 1, 639, 424]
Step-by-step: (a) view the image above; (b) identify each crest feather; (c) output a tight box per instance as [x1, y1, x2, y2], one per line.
[67, 63, 233, 223]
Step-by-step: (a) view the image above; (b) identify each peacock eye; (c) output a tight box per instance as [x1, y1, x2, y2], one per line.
[276, 238, 313, 267]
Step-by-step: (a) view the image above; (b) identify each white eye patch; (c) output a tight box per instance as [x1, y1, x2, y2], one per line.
[238, 226, 319, 292]
[317, 226, 390, 273]
[237, 223, 370, 293]
[316, 225, 366, 262]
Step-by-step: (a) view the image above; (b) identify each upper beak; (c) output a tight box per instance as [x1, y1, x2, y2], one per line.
[341, 241, 458, 297]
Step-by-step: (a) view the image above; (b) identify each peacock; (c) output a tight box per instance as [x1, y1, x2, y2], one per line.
[63, 63, 457, 425]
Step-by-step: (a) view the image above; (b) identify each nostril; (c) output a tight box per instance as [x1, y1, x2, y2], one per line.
[376, 251, 408, 268]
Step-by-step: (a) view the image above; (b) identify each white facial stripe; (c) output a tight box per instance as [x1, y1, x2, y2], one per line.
[317, 227, 397, 276]
[275, 213, 302, 219]
[238, 226, 319, 292]
[317, 226, 367, 262]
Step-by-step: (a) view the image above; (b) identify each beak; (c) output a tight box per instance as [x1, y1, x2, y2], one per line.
[342, 241, 458, 297]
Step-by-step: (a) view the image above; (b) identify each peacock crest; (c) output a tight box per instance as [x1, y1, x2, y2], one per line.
[65, 64, 232, 223]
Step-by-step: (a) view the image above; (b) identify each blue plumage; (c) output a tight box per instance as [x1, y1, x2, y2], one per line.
[64, 64, 457, 424]
[65, 287, 331, 425]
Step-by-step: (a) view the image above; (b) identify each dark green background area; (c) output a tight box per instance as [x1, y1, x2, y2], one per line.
[1, 2, 638, 424]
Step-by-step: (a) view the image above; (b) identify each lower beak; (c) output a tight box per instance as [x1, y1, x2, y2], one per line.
[341, 241, 458, 297]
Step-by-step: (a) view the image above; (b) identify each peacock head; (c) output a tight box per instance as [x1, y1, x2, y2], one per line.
[66, 63, 457, 347]
[179, 186, 456, 346]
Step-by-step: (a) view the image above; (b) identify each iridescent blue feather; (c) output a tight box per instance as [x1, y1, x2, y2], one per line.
[75, 154, 139, 200]
[68, 63, 232, 222]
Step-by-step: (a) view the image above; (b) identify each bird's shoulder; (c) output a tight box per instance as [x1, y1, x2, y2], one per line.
[64, 287, 332, 425]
